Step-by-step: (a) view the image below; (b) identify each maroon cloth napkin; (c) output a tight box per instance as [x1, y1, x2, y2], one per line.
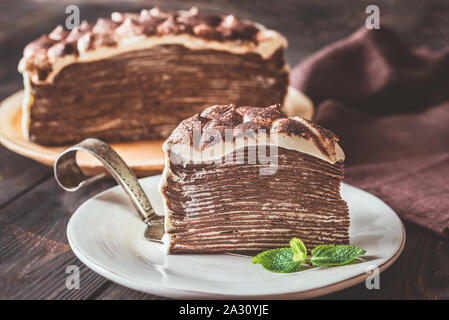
[291, 26, 449, 238]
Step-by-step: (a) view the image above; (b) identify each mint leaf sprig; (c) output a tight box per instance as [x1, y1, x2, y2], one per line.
[251, 238, 308, 273]
[309, 244, 366, 266]
[252, 238, 366, 273]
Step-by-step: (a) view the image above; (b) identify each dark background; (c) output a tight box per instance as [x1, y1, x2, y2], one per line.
[0, 0, 448, 299]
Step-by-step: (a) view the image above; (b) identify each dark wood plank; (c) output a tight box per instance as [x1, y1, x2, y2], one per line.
[0, 146, 52, 208]
[0, 176, 116, 299]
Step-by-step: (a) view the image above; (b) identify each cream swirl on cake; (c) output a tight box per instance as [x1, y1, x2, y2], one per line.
[163, 104, 344, 164]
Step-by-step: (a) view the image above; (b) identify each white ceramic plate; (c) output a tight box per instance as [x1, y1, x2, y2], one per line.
[67, 175, 405, 299]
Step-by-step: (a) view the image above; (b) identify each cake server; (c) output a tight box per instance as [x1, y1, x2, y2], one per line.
[54, 138, 165, 242]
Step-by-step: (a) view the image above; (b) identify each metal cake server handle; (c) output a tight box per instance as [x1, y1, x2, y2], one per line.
[54, 138, 164, 241]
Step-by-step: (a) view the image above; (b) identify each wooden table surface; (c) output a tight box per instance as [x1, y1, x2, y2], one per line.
[1, 0, 448, 300]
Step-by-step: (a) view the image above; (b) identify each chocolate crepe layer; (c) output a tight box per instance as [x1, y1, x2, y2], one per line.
[291, 26, 449, 238]
[163, 148, 348, 253]
[160, 105, 349, 253]
[19, 7, 289, 146]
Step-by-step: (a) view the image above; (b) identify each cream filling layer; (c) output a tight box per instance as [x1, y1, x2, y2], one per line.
[163, 132, 345, 165]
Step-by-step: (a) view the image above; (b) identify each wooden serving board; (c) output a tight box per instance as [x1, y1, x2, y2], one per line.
[0, 87, 313, 177]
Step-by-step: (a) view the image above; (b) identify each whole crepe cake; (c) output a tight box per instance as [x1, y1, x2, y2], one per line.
[18, 7, 290, 146]
[159, 104, 349, 254]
